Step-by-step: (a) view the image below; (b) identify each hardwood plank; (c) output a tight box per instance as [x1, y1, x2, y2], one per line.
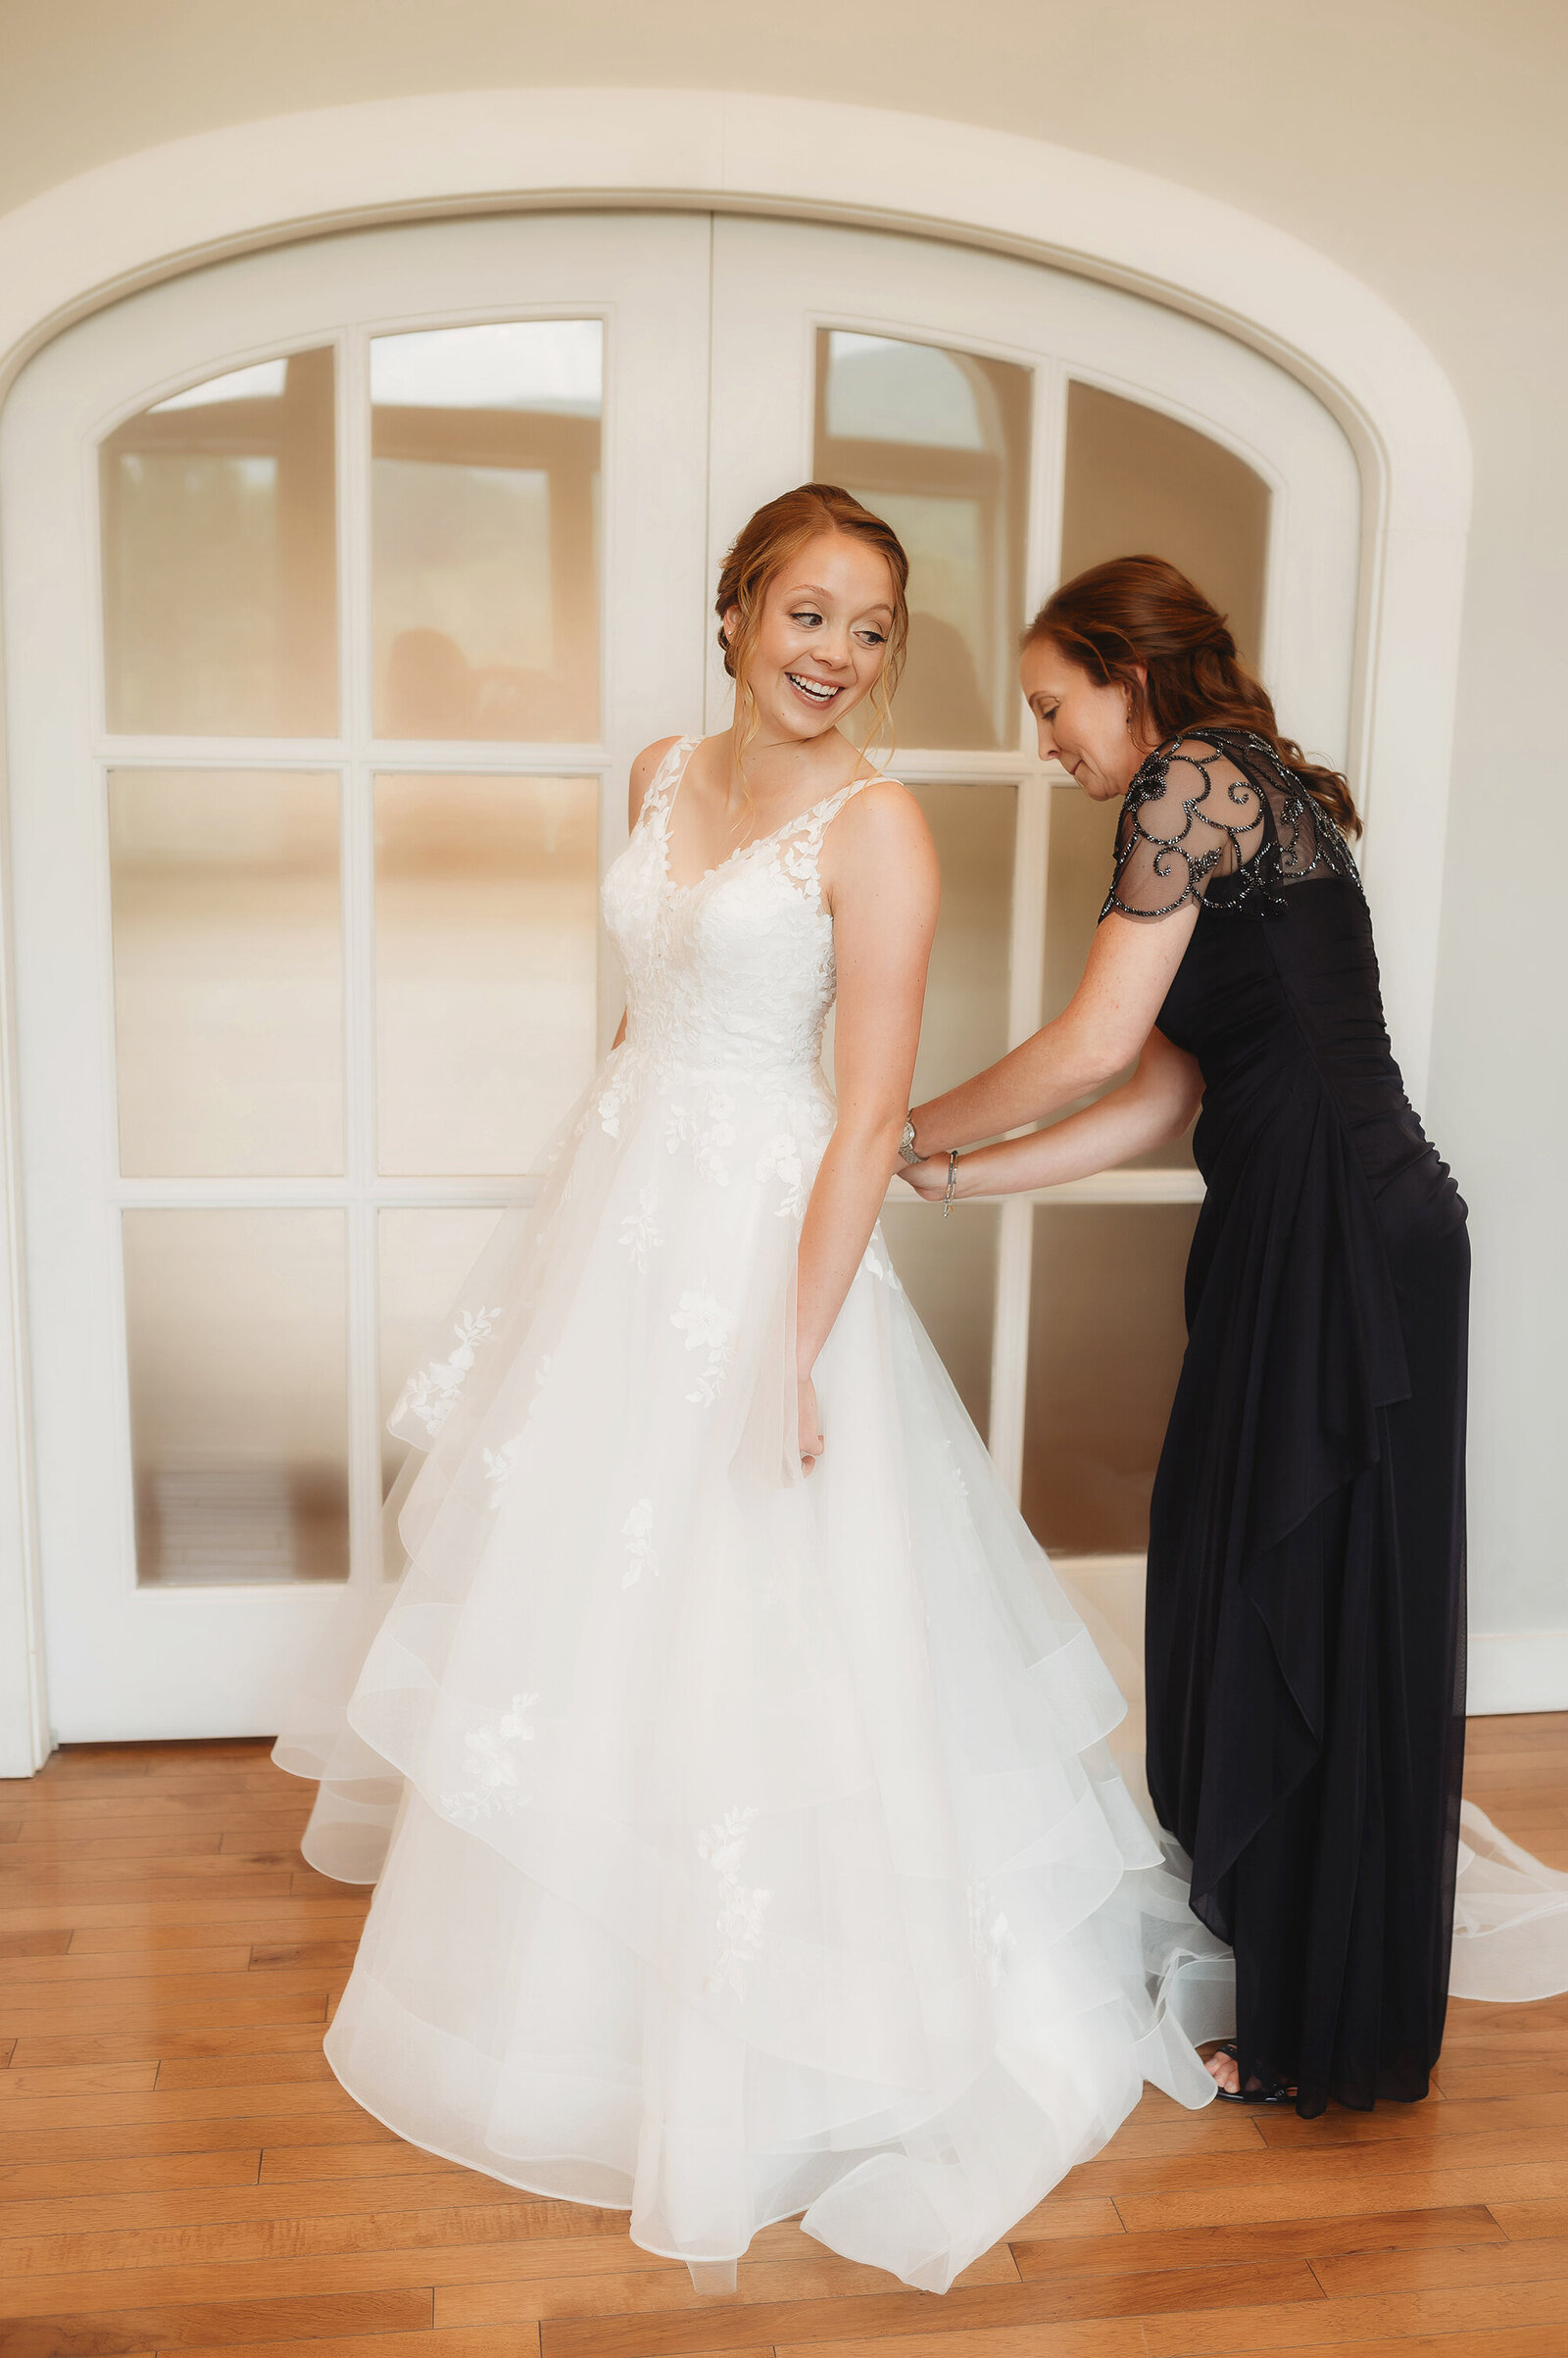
[0, 1930, 71, 1960]
[0, 2198, 610, 2274]
[0, 2063, 160, 2099]
[1114, 2161, 1568, 2232]
[771, 2331, 1158, 2358]
[67, 1919, 364, 1958]
[0, 1994, 331, 2039]
[1141, 2280, 1568, 2353]
[0, 2174, 549, 2242]
[0, 2039, 13, 2068]
[248, 1941, 363, 1973]
[156, 2052, 335, 2091]
[0, 1944, 255, 1986]
[0, 1898, 366, 1939]
[1009, 2204, 1503, 2281]
[162, 2333, 539, 2358]
[1489, 2195, 1568, 2238]
[0, 2290, 430, 2351]
[10, 2026, 332, 2069]
[0, 2235, 1014, 2318]
[1251, 2090, 1568, 2150]
[0, 2151, 263, 2203]
[11, 1829, 230, 1860]
[1313, 2234, 1568, 2295]
[1065, 2124, 1568, 2200]
[2, 2110, 391, 2164]
[0, 1875, 299, 1907]
[0, 1820, 23, 1843]
[529, 2261, 1321, 2356]
[258, 2142, 496, 2185]
[0, 2077, 368, 2133]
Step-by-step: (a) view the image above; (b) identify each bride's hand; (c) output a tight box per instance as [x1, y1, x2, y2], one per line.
[797, 1375, 824, 1476]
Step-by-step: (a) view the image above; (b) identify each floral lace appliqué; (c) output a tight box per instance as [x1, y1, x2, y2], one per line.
[482, 1434, 525, 1504]
[618, 1183, 664, 1270]
[757, 1133, 806, 1219]
[621, 1498, 659, 1588]
[697, 1806, 772, 1998]
[671, 1286, 736, 1406]
[441, 1693, 540, 1827]
[394, 1306, 502, 1439]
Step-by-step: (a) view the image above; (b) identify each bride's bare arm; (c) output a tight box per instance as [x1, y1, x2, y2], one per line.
[797, 784, 940, 1400]
[907, 904, 1198, 1154]
[903, 1026, 1201, 1200]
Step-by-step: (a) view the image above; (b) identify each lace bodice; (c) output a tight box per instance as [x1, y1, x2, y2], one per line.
[601, 736, 877, 1088]
[1101, 729, 1362, 921]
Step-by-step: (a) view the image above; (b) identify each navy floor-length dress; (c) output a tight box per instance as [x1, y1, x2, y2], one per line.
[1105, 728, 1469, 2117]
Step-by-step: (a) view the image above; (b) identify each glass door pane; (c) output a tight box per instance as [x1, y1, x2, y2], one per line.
[100, 350, 338, 736]
[108, 768, 343, 1177]
[373, 772, 599, 1175]
[123, 1209, 350, 1585]
[815, 329, 1030, 750]
[370, 321, 602, 741]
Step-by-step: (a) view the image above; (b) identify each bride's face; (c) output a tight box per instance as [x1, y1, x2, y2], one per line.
[726, 533, 895, 745]
[1020, 637, 1150, 801]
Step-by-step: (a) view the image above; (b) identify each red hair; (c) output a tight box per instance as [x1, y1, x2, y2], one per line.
[1026, 554, 1360, 838]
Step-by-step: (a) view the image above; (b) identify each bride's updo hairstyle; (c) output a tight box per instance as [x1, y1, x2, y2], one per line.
[1026, 554, 1361, 839]
[715, 483, 910, 778]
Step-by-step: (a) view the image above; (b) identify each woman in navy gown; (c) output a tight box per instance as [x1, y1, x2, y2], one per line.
[904, 556, 1468, 2115]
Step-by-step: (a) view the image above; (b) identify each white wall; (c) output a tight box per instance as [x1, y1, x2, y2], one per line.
[0, 0, 1563, 1689]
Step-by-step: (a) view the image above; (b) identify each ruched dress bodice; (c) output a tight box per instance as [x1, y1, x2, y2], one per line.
[1102, 728, 1469, 2116]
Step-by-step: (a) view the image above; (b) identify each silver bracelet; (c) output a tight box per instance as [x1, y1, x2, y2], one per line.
[898, 1114, 924, 1165]
[942, 1151, 958, 1219]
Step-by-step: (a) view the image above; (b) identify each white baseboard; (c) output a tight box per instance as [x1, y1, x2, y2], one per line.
[1467, 1631, 1568, 1717]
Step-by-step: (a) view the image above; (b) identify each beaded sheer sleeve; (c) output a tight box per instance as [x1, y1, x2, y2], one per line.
[1100, 730, 1361, 922]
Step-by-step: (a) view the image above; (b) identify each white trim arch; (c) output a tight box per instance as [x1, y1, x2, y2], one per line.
[0, 88, 1472, 1771]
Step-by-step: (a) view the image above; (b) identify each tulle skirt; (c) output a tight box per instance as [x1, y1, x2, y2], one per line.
[274, 1047, 1231, 2290]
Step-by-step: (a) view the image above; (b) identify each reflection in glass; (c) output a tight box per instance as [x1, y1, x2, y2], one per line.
[101, 348, 337, 736]
[881, 1201, 999, 1438]
[378, 1207, 505, 1496]
[1060, 380, 1270, 670]
[371, 321, 602, 741]
[815, 331, 1030, 751]
[1044, 783, 1196, 1169]
[906, 782, 1016, 1107]
[123, 1209, 349, 1585]
[1021, 1203, 1198, 1555]
[375, 773, 598, 1175]
[108, 770, 342, 1177]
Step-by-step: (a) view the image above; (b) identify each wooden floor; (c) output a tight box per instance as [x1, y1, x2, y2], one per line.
[4, 1720, 1568, 2358]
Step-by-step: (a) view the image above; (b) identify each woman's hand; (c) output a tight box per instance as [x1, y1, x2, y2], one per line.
[797, 1374, 824, 1476]
[898, 1152, 955, 1203]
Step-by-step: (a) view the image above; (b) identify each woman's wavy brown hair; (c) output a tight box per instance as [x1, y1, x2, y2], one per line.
[1025, 554, 1360, 838]
[715, 483, 909, 785]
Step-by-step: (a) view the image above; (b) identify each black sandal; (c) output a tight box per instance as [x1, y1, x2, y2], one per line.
[1207, 2041, 1294, 2104]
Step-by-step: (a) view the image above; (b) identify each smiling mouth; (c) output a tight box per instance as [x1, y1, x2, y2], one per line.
[786, 672, 841, 706]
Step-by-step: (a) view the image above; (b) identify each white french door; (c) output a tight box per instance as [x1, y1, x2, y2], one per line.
[1, 209, 1360, 1742]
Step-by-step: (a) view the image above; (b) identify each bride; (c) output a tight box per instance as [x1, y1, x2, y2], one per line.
[275, 482, 1224, 2296]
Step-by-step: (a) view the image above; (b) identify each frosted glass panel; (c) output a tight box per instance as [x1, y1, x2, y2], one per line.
[108, 769, 342, 1177]
[123, 1209, 348, 1586]
[907, 781, 1016, 1107]
[1061, 380, 1270, 669]
[1045, 783, 1196, 1170]
[375, 773, 598, 1175]
[371, 321, 601, 741]
[815, 330, 1030, 751]
[1021, 1203, 1198, 1555]
[100, 348, 336, 735]
[881, 1201, 999, 1439]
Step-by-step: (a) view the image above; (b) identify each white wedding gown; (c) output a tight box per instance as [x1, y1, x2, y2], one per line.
[274, 736, 1235, 2292]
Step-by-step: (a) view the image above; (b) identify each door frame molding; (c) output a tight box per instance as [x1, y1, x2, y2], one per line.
[0, 88, 1472, 1770]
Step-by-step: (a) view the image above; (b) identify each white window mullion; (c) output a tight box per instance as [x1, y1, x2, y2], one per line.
[338, 324, 384, 1580]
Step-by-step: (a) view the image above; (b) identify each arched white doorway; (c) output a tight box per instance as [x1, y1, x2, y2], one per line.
[1, 205, 1362, 1743]
[0, 93, 1470, 1769]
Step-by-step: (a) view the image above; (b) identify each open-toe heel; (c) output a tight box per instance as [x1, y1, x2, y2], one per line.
[1209, 2041, 1294, 2104]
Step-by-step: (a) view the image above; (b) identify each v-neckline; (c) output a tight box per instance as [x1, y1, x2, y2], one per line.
[657, 736, 879, 897]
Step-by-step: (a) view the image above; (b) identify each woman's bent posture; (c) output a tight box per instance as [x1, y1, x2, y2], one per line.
[907, 555, 1468, 2116]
